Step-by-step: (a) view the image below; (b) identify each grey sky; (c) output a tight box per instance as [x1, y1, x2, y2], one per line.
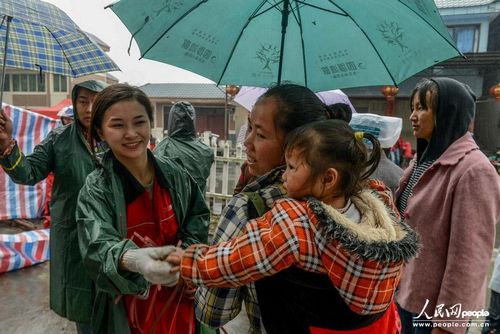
[44, 0, 213, 85]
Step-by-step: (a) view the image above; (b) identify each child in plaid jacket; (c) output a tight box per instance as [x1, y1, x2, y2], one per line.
[166, 120, 419, 334]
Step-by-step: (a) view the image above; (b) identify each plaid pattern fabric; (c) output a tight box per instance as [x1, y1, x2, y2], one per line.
[1, 0, 78, 32]
[184, 193, 408, 317]
[195, 167, 286, 333]
[366, 178, 401, 220]
[1, 0, 119, 77]
[194, 169, 399, 332]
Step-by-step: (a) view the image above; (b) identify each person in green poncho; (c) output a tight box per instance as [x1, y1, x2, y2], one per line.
[154, 101, 214, 194]
[0, 80, 108, 334]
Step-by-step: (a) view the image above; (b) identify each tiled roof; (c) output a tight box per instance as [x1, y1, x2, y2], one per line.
[435, 0, 498, 8]
[139, 83, 226, 99]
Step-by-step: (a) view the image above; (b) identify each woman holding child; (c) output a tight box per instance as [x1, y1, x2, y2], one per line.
[167, 119, 418, 334]
[186, 84, 416, 333]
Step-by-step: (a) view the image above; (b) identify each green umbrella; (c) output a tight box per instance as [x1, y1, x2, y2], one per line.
[109, 0, 461, 92]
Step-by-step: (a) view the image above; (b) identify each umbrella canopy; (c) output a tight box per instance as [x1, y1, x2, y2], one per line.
[0, 0, 120, 101]
[108, 0, 461, 92]
[235, 86, 356, 113]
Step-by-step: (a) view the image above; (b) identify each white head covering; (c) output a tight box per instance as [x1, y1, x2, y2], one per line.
[349, 113, 402, 148]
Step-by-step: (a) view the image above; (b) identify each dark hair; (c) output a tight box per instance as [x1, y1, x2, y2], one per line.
[90, 83, 153, 152]
[255, 84, 330, 136]
[285, 120, 381, 198]
[326, 103, 353, 123]
[410, 78, 438, 113]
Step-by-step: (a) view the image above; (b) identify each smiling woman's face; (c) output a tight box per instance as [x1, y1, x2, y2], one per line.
[244, 98, 286, 177]
[97, 100, 151, 165]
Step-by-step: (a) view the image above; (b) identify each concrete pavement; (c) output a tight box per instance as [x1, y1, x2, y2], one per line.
[0, 262, 76, 334]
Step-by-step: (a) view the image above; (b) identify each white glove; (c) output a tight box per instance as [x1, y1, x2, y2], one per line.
[121, 246, 179, 286]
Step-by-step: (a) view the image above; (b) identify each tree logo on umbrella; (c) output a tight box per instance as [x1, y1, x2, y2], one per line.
[155, 0, 183, 15]
[256, 44, 280, 72]
[377, 21, 409, 52]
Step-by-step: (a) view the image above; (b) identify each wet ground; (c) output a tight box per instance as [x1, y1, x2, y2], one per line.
[0, 262, 76, 334]
[0, 220, 76, 334]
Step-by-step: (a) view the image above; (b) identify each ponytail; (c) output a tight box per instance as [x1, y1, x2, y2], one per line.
[356, 132, 381, 181]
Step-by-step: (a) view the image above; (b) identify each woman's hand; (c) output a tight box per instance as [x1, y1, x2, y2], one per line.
[120, 246, 178, 285]
[0, 108, 14, 151]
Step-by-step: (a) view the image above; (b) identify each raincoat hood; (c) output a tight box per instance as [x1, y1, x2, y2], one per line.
[167, 101, 196, 139]
[417, 77, 476, 164]
[71, 80, 108, 122]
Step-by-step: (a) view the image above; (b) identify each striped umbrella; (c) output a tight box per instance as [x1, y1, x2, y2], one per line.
[0, 0, 120, 102]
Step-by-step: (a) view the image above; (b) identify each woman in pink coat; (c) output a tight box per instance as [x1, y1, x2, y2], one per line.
[395, 77, 500, 334]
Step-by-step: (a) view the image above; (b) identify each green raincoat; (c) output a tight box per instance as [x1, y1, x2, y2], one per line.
[0, 80, 107, 323]
[76, 150, 210, 334]
[154, 102, 214, 194]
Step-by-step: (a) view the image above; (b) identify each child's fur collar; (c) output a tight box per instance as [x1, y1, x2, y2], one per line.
[308, 190, 419, 263]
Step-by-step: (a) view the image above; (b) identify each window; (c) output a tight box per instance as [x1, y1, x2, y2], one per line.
[2, 74, 9, 92]
[53, 74, 67, 92]
[448, 25, 479, 53]
[11, 73, 46, 92]
[28, 75, 37, 91]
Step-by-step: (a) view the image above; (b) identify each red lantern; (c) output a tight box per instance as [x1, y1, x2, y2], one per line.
[381, 86, 399, 116]
[381, 85, 399, 100]
[490, 83, 500, 102]
[225, 85, 240, 97]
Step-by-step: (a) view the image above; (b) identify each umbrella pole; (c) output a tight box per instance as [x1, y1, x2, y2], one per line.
[277, 0, 290, 85]
[0, 16, 12, 105]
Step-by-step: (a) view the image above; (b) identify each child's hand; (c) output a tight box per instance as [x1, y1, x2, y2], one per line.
[166, 248, 185, 272]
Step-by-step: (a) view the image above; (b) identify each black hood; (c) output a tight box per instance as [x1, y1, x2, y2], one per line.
[167, 101, 196, 139]
[417, 77, 476, 163]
